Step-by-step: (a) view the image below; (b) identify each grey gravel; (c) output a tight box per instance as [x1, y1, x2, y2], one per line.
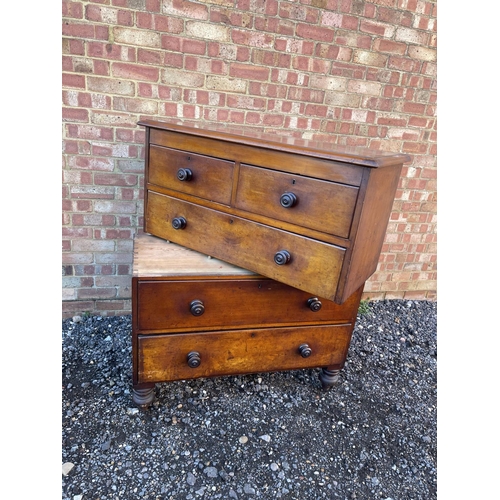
[62, 300, 437, 499]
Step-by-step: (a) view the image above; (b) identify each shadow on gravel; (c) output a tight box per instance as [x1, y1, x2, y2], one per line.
[62, 299, 437, 500]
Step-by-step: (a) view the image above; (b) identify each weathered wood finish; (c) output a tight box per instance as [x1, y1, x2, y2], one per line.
[149, 145, 234, 205]
[131, 234, 362, 403]
[234, 163, 359, 238]
[146, 191, 346, 300]
[138, 324, 353, 383]
[137, 276, 363, 334]
[139, 119, 410, 304]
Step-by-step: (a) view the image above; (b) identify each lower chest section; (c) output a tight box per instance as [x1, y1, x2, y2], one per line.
[133, 272, 362, 385]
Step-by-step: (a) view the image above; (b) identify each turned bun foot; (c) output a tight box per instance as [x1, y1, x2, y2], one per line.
[319, 368, 341, 390]
[132, 384, 156, 407]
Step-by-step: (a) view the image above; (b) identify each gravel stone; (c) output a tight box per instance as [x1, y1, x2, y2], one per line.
[61, 463, 74, 476]
[62, 300, 437, 499]
[204, 467, 218, 478]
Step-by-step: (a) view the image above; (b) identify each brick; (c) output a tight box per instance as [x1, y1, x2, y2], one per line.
[62, 73, 85, 89]
[78, 287, 117, 300]
[94, 201, 137, 214]
[62, 107, 89, 122]
[395, 27, 429, 45]
[92, 143, 132, 159]
[360, 20, 395, 37]
[353, 50, 388, 67]
[95, 252, 134, 264]
[288, 87, 324, 103]
[87, 41, 136, 62]
[162, 0, 208, 20]
[206, 75, 247, 93]
[347, 80, 382, 95]
[87, 76, 135, 96]
[112, 62, 160, 82]
[230, 63, 269, 81]
[70, 185, 115, 199]
[67, 155, 115, 172]
[249, 82, 287, 98]
[227, 95, 266, 110]
[62, 37, 85, 56]
[231, 29, 275, 49]
[117, 159, 145, 173]
[325, 91, 361, 107]
[296, 23, 334, 42]
[71, 214, 115, 226]
[72, 239, 115, 252]
[186, 21, 230, 41]
[334, 30, 371, 50]
[373, 38, 407, 54]
[388, 56, 422, 72]
[408, 46, 436, 62]
[62, 252, 94, 265]
[161, 68, 205, 87]
[91, 111, 138, 127]
[320, 11, 343, 27]
[280, 2, 318, 22]
[113, 27, 161, 48]
[113, 96, 159, 114]
[62, 21, 95, 39]
[63, 1, 84, 19]
[65, 124, 114, 141]
[86, 5, 118, 23]
[310, 75, 346, 92]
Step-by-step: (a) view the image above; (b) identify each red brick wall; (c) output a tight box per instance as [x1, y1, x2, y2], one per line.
[62, 0, 437, 318]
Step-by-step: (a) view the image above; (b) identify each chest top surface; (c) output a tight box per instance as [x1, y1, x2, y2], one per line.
[133, 233, 256, 278]
[138, 118, 411, 168]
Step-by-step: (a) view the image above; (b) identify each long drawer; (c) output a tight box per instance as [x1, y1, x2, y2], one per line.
[137, 324, 353, 383]
[145, 190, 346, 301]
[136, 278, 362, 333]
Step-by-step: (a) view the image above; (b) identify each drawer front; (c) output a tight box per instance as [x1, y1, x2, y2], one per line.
[148, 145, 234, 205]
[136, 279, 362, 333]
[235, 164, 359, 238]
[146, 191, 346, 300]
[137, 324, 353, 383]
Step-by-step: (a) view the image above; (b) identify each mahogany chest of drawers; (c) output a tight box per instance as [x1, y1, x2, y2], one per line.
[138, 119, 410, 304]
[132, 234, 363, 406]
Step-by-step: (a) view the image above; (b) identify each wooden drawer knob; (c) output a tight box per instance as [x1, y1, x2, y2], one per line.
[187, 351, 201, 368]
[274, 250, 291, 265]
[177, 168, 193, 182]
[298, 343, 312, 358]
[189, 299, 205, 316]
[172, 216, 187, 230]
[280, 192, 297, 208]
[307, 297, 322, 312]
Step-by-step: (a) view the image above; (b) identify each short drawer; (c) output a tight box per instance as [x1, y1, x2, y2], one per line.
[235, 164, 359, 238]
[145, 191, 346, 301]
[137, 324, 353, 383]
[136, 278, 362, 333]
[148, 145, 234, 205]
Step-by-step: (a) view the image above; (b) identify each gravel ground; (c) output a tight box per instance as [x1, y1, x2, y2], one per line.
[62, 299, 437, 500]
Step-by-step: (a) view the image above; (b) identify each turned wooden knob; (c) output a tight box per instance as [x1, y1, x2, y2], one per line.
[172, 216, 187, 230]
[187, 351, 201, 368]
[307, 297, 322, 312]
[274, 250, 291, 265]
[280, 192, 297, 208]
[298, 343, 312, 358]
[177, 168, 193, 182]
[189, 299, 205, 316]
